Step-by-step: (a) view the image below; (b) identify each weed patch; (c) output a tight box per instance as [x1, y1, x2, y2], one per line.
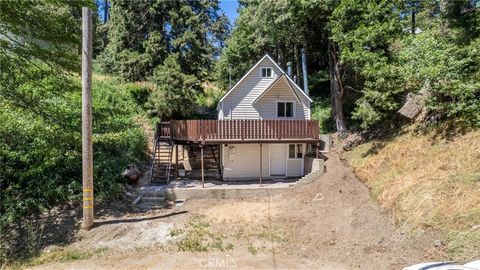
[7, 246, 109, 269]
[175, 216, 234, 252]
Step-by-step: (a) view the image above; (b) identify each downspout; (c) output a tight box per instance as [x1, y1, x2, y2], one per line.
[301, 48, 309, 95]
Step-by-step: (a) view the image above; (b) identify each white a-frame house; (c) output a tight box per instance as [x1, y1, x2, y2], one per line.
[215, 54, 317, 180]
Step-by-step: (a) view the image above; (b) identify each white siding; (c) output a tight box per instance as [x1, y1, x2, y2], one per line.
[219, 57, 310, 120]
[219, 57, 282, 120]
[222, 144, 269, 180]
[287, 160, 303, 177]
[254, 80, 310, 120]
[222, 143, 304, 180]
[217, 55, 311, 180]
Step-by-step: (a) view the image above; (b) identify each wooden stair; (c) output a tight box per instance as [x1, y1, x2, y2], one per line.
[149, 138, 173, 184]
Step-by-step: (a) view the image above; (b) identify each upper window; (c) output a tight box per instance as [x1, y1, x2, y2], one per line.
[261, 67, 273, 78]
[277, 102, 293, 117]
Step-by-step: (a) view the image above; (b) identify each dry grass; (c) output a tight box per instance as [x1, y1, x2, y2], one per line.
[7, 246, 109, 269]
[345, 128, 480, 260]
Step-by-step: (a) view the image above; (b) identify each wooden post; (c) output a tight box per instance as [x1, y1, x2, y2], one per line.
[259, 144, 263, 185]
[81, 7, 94, 230]
[175, 144, 179, 179]
[200, 146, 205, 188]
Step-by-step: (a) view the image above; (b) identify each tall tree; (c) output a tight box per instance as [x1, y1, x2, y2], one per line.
[215, 0, 330, 91]
[330, 0, 404, 129]
[100, 0, 229, 82]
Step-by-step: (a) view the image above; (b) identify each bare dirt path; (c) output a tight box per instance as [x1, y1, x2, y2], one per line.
[30, 150, 437, 270]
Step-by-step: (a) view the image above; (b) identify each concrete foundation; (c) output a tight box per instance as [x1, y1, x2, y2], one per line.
[170, 183, 289, 200]
[304, 157, 325, 175]
[137, 159, 325, 202]
[319, 134, 332, 152]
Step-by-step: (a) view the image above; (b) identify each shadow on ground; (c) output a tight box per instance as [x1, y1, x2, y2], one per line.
[1, 197, 174, 261]
[93, 210, 188, 227]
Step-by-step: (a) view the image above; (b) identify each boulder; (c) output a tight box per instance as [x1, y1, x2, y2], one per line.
[122, 164, 142, 185]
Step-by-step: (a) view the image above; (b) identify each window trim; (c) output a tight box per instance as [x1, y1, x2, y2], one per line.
[276, 100, 295, 118]
[288, 144, 304, 160]
[260, 67, 274, 78]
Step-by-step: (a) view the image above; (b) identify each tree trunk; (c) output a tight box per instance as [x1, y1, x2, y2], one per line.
[411, 9, 416, 35]
[276, 43, 285, 69]
[294, 44, 300, 83]
[279, 42, 286, 69]
[275, 44, 279, 64]
[328, 41, 348, 135]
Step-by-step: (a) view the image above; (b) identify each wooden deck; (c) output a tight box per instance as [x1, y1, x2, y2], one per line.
[158, 120, 320, 144]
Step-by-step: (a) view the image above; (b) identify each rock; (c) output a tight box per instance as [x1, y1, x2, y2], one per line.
[312, 193, 325, 201]
[397, 85, 430, 120]
[433, 239, 443, 247]
[122, 164, 142, 185]
[165, 188, 176, 201]
[342, 133, 364, 151]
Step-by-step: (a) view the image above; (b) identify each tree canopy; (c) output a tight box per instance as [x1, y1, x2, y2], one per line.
[217, 0, 480, 129]
[97, 0, 229, 118]
[98, 0, 229, 82]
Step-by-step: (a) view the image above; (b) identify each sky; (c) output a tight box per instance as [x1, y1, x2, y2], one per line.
[219, 0, 240, 25]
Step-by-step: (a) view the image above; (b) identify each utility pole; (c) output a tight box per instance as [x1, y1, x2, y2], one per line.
[82, 7, 94, 230]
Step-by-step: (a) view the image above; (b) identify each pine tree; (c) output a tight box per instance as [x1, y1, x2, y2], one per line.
[99, 0, 228, 82]
[146, 53, 200, 119]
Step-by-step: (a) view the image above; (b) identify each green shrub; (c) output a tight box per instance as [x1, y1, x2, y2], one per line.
[0, 71, 148, 258]
[126, 83, 151, 107]
[398, 33, 480, 128]
[195, 82, 225, 109]
[311, 97, 335, 134]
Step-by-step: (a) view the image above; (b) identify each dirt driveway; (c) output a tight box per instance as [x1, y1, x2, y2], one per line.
[30, 151, 441, 270]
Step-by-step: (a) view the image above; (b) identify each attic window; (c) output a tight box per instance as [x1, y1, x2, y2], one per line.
[261, 67, 273, 78]
[277, 102, 293, 117]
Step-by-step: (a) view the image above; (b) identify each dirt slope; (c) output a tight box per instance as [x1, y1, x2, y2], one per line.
[345, 129, 480, 260]
[275, 149, 434, 269]
[28, 150, 438, 270]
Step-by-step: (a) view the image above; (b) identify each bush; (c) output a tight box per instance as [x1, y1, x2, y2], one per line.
[126, 83, 152, 108]
[398, 33, 480, 128]
[311, 97, 335, 134]
[0, 71, 148, 259]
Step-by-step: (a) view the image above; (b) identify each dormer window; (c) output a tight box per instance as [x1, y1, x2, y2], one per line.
[261, 67, 273, 78]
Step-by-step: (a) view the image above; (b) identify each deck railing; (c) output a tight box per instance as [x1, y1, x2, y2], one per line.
[165, 119, 319, 141]
[157, 121, 171, 138]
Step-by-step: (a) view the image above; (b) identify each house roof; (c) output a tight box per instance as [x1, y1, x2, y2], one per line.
[252, 74, 301, 104]
[217, 54, 312, 108]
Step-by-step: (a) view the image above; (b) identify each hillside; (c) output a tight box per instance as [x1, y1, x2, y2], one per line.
[345, 127, 480, 261]
[14, 150, 432, 270]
